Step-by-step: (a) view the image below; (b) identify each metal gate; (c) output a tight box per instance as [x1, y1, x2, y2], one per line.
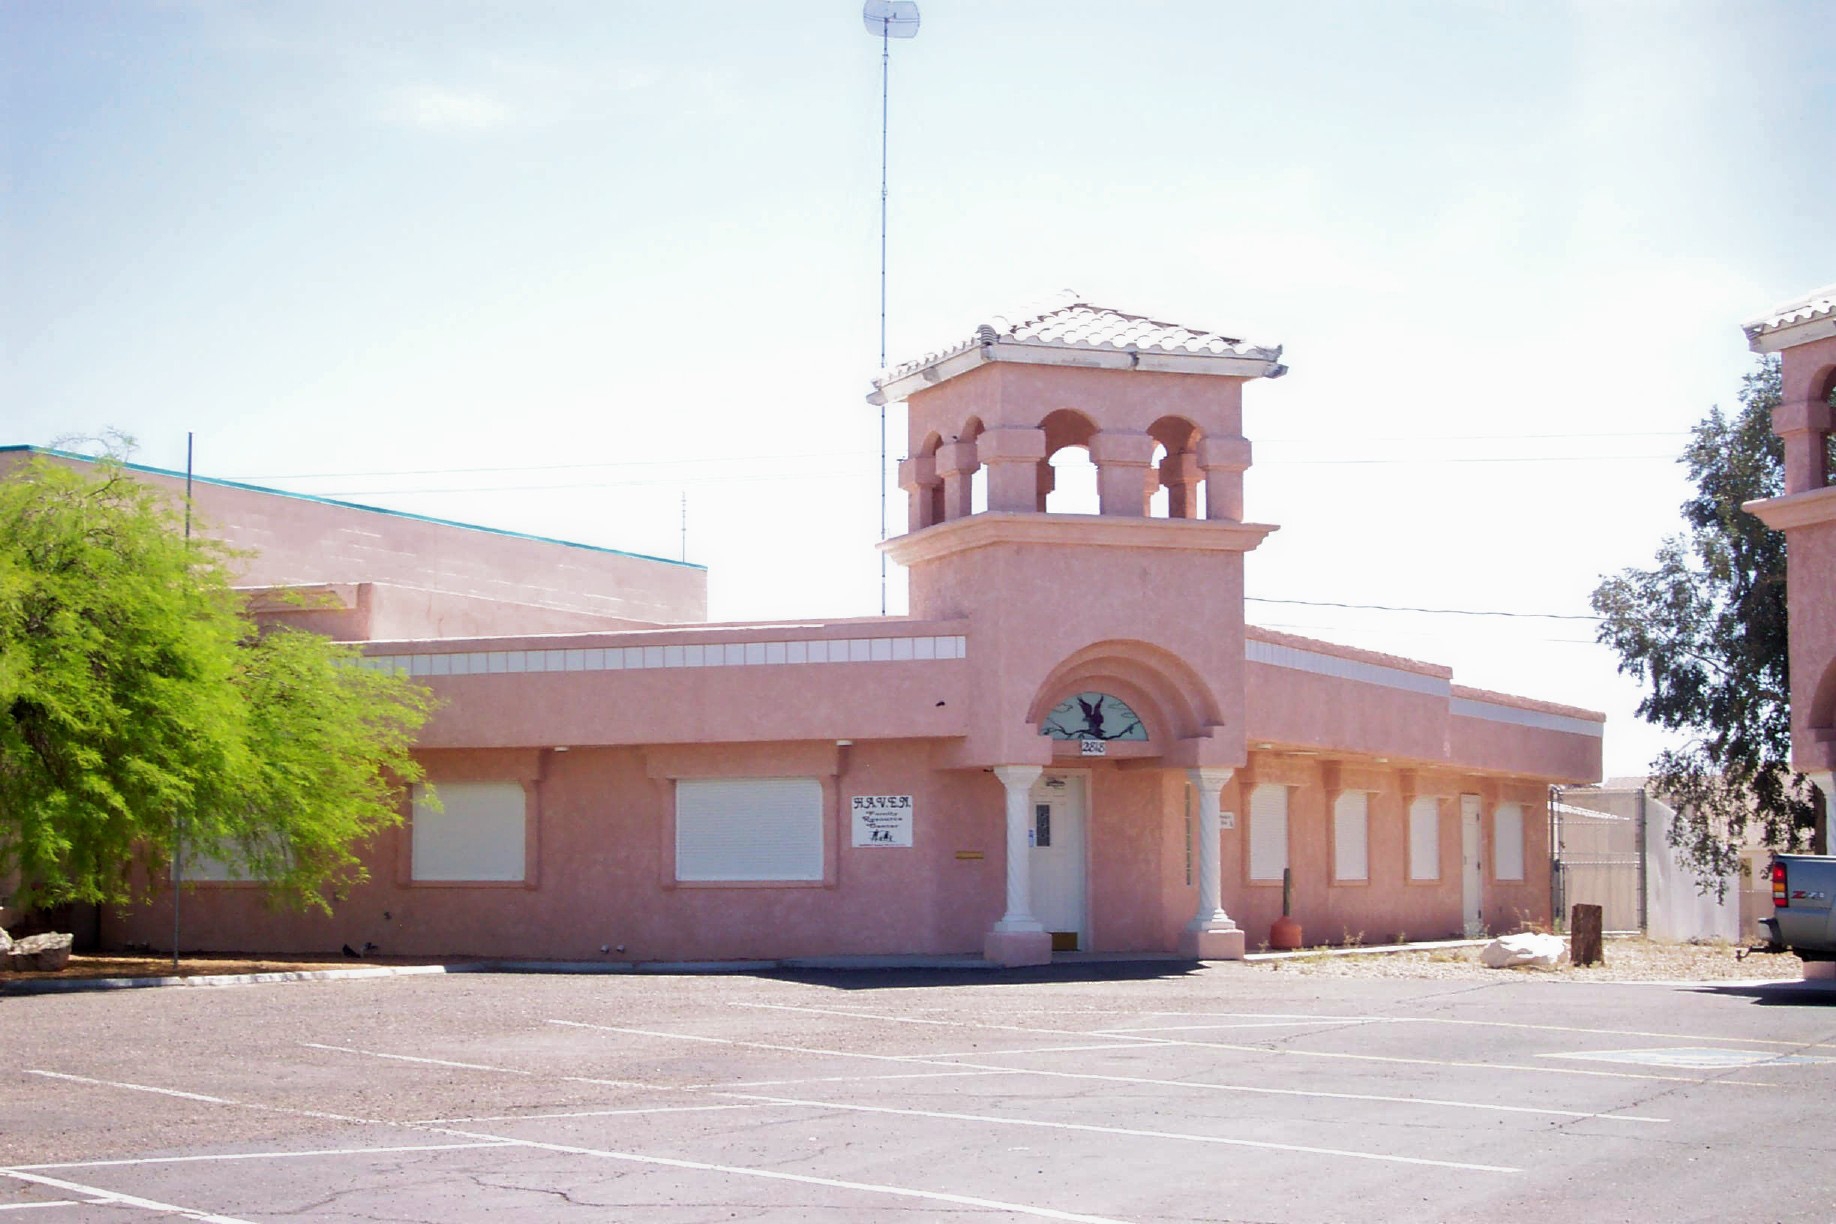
[1551, 790, 1646, 934]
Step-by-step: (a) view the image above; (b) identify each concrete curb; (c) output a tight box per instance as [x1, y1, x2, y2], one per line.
[0, 954, 1011, 995]
[6, 937, 1730, 995]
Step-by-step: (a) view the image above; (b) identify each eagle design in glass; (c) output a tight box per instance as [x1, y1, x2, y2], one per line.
[1040, 692, 1148, 741]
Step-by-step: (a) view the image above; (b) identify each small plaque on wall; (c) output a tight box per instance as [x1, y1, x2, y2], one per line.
[1220, 810, 1236, 830]
[1079, 740, 1107, 757]
[851, 795, 914, 847]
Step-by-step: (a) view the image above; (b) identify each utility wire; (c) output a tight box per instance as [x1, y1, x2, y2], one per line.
[256, 451, 1676, 497]
[228, 430, 1690, 484]
[1247, 596, 1601, 621]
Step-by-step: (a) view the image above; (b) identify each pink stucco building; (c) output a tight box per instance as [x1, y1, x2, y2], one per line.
[1744, 283, 1836, 813]
[14, 300, 1604, 965]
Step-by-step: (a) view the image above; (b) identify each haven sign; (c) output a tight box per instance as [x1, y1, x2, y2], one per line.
[851, 794, 914, 847]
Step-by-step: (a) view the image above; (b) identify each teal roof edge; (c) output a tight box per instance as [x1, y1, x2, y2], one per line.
[0, 445, 706, 572]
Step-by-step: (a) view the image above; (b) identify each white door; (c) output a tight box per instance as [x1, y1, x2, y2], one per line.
[1461, 794, 1484, 936]
[1029, 774, 1088, 951]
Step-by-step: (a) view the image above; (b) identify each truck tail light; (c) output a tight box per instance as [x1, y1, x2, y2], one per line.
[1773, 861, 1788, 907]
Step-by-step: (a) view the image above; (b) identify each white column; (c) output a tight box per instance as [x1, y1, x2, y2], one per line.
[992, 765, 1045, 932]
[1186, 768, 1239, 933]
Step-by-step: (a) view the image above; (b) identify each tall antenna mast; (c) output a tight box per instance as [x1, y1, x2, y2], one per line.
[863, 1, 919, 616]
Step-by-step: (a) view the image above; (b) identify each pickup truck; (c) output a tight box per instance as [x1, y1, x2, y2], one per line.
[1763, 854, 1836, 960]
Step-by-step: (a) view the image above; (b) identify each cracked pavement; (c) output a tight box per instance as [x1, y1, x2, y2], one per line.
[4, 961, 1834, 1221]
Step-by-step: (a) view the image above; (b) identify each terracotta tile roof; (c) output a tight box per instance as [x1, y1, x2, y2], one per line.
[875, 292, 1284, 393]
[1744, 283, 1836, 348]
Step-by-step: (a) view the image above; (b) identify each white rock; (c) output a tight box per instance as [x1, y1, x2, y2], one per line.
[1480, 932, 1567, 970]
[4, 931, 73, 972]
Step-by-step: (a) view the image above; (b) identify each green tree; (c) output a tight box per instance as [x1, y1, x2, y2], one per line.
[1591, 358, 1819, 897]
[0, 450, 436, 912]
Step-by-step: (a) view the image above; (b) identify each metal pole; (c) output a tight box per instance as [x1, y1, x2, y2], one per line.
[174, 432, 192, 972]
[878, 18, 890, 615]
[1636, 786, 1649, 935]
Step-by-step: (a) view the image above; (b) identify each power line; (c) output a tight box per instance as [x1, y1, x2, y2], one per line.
[1247, 596, 1602, 621]
[1257, 453, 1675, 466]
[225, 430, 1689, 485]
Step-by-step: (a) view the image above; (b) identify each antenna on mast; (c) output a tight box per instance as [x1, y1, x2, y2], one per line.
[863, 0, 919, 617]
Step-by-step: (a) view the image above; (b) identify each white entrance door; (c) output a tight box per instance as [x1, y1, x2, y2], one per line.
[1029, 773, 1088, 951]
[1461, 794, 1484, 937]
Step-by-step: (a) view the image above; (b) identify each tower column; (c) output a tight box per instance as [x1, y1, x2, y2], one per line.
[1199, 435, 1252, 522]
[1181, 768, 1246, 960]
[1158, 451, 1204, 519]
[979, 427, 1048, 513]
[1774, 399, 1832, 494]
[1090, 430, 1157, 516]
[898, 453, 940, 531]
[985, 764, 1051, 967]
[935, 440, 979, 522]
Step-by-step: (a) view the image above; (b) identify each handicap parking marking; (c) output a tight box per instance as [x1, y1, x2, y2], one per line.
[1546, 1047, 1836, 1070]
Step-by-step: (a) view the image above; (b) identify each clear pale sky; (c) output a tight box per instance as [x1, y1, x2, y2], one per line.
[4, 2, 1833, 779]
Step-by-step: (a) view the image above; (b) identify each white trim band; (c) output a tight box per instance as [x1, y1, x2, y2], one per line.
[358, 635, 968, 677]
[1246, 640, 1450, 698]
[1451, 697, 1604, 738]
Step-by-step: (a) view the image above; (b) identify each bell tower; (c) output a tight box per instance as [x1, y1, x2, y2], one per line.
[872, 296, 1287, 964]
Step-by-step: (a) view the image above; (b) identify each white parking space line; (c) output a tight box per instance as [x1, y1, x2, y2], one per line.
[0, 1172, 253, 1224]
[22, 1071, 238, 1104]
[298, 1043, 539, 1075]
[427, 1125, 1139, 1223]
[708, 1069, 1022, 1089]
[1128, 1011, 1836, 1051]
[722, 1003, 1775, 1087]
[732, 1001, 1058, 1033]
[1094, 1021, 1360, 1032]
[550, 1021, 1666, 1123]
[20, 1064, 1128, 1224]
[23, 1069, 388, 1129]
[920, 1042, 1173, 1057]
[718, 1092, 1522, 1174]
[10, 1143, 516, 1173]
[410, 1104, 766, 1125]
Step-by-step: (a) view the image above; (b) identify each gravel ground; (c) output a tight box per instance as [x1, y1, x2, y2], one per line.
[1255, 936, 1804, 981]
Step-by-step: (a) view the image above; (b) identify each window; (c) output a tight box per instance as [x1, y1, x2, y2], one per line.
[1494, 802, 1525, 881]
[676, 777, 823, 882]
[1333, 791, 1369, 882]
[1248, 784, 1288, 881]
[412, 782, 527, 882]
[176, 835, 286, 883]
[1408, 796, 1441, 881]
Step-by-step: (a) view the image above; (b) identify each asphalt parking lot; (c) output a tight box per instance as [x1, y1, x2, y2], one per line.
[4, 962, 1834, 1222]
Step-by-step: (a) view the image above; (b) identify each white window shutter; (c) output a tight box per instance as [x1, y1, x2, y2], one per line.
[1248, 784, 1288, 881]
[1408, 796, 1440, 881]
[1333, 791, 1369, 882]
[676, 778, 824, 882]
[1494, 803, 1525, 881]
[412, 782, 527, 882]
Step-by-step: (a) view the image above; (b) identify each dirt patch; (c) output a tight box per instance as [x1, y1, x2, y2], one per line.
[1255, 937, 1804, 981]
[0, 952, 442, 984]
